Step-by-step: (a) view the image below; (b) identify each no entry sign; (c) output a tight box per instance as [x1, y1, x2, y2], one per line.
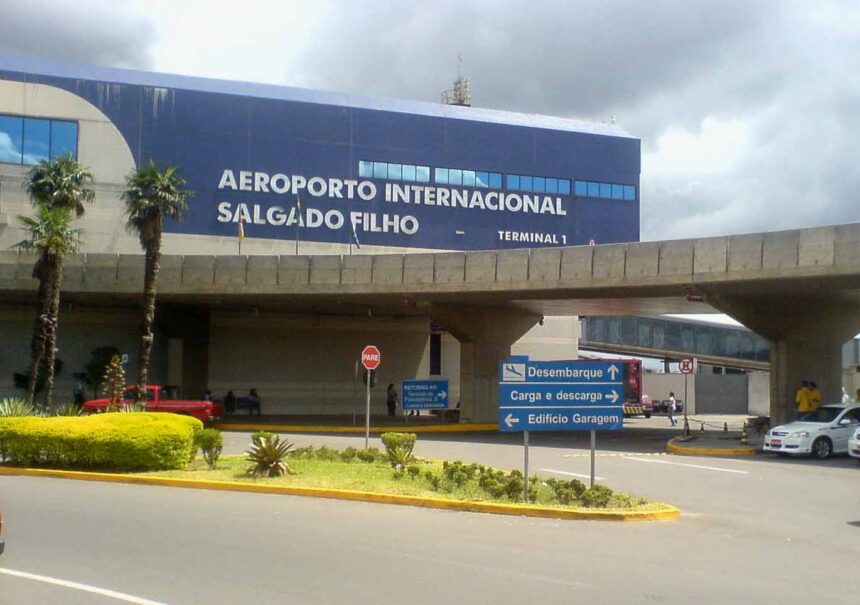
[361, 345, 381, 370]
[679, 358, 696, 374]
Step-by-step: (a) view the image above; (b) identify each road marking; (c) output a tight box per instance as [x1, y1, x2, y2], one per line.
[623, 456, 749, 474]
[563, 452, 665, 458]
[540, 468, 606, 481]
[0, 567, 167, 605]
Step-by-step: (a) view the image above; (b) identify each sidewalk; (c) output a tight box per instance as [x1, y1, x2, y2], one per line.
[666, 426, 763, 456]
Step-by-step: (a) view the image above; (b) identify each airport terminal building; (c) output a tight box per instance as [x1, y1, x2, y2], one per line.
[0, 56, 640, 416]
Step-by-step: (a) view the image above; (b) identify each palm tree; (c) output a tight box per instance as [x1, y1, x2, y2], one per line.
[122, 161, 192, 400]
[15, 206, 82, 406]
[18, 155, 93, 406]
[25, 154, 95, 216]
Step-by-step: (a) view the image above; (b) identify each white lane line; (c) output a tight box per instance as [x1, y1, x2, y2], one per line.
[623, 456, 749, 475]
[0, 567, 167, 605]
[539, 468, 606, 481]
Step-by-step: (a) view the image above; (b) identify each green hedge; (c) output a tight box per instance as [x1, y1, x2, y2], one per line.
[0, 413, 202, 471]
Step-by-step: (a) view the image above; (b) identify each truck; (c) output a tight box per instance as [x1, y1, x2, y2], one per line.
[82, 385, 223, 423]
[619, 359, 653, 419]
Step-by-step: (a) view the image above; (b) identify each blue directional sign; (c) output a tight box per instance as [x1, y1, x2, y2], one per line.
[498, 358, 625, 432]
[401, 379, 449, 410]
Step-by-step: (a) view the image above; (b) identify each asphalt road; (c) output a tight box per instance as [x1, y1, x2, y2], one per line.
[1, 424, 858, 604]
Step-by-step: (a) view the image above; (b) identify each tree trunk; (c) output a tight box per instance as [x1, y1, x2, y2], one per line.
[137, 228, 162, 401]
[26, 260, 52, 405]
[43, 260, 63, 408]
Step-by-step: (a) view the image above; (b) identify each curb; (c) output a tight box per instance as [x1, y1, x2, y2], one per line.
[0, 466, 680, 522]
[666, 437, 757, 457]
[212, 422, 499, 434]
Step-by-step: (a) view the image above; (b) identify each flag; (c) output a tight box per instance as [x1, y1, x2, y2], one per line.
[237, 220, 245, 243]
[351, 220, 361, 249]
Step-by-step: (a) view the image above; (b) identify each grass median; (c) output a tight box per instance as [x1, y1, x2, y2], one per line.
[142, 452, 667, 514]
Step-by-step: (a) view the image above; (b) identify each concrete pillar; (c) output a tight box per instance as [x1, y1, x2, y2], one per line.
[157, 305, 210, 400]
[706, 294, 860, 425]
[428, 305, 540, 423]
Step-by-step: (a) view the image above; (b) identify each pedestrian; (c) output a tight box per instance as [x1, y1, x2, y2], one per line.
[224, 390, 236, 415]
[795, 380, 811, 416]
[248, 388, 262, 416]
[667, 391, 678, 426]
[808, 382, 821, 411]
[73, 380, 85, 406]
[386, 383, 399, 417]
[203, 389, 212, 401]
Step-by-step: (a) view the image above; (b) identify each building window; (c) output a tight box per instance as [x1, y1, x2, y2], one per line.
[415, 165, 430, 182]
[358, 160, 373, 178]
[0, 113, 78, 165]
[507, 173, 571, 195]
[361, 160, 430, 183]
[575, 179, 637, 201]
[402, 164, 416, 181]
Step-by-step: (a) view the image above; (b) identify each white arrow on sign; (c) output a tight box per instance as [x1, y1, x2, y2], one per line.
[607, 364, 619, 380]
[504, 413, 519, 428]
[608, 390, 620, 404]
[437, 390, 447, 399]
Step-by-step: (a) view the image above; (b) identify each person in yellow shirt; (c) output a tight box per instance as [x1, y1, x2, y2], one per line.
[808, 382, 822, 411]
[795, 380, 811, 415]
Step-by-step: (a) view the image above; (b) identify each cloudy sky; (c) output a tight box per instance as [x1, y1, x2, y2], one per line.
[1, 0, 858, 241]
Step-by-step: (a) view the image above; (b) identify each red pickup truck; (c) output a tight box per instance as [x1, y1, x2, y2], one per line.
[83, 385, 223, 423]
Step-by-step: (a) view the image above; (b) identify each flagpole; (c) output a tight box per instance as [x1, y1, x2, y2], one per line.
[295, 196, 301, 255]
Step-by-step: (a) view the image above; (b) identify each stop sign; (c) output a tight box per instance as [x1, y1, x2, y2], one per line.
[361, 345, 381, 370]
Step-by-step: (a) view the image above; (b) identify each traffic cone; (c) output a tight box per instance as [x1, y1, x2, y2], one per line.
[723, 422, 728, 432]
[700, 422, 705, 433]
[683, 418, 690, 437]
[740, 422, 748, 445]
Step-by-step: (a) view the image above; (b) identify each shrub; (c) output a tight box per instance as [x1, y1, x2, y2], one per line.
[407, 464, 421, 479]
[246, 435, 294, 478]
[52, 402, 82, 417]
[581, 484, 614, 508]
[251, 431, 275, 446]
[197, 428, 223, 469]
[546, 478, 587, 505]
[314, 445, 340, 461]
[356, 447, 384, 463]
[0, 413, 201, 470]
[380, 432, 417, 468]
[339, 447, 358, 462]
[0, 398, 38, 417]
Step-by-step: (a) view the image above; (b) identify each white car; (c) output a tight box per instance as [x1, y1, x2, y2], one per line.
[848, 427, 860, 463]
[763, 404, 860, 459]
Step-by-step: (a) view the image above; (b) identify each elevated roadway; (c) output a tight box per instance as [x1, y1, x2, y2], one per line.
[2, 223, 859, 423]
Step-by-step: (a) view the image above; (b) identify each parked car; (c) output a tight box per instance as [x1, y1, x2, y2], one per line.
[848, 427, 860, 464]
[655, 399, 684, 414]
[763, 404, 860, 459]
[83, 385, 223, 423]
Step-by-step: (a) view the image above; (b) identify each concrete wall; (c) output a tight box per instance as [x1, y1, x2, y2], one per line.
[748, 372, 770, 416]
[0, 304, 167, 403]
[695, 374, 748, 414]
[206, 312, 431, 415]
[642, 374, 697, 413]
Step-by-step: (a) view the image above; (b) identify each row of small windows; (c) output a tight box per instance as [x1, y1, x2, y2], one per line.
[575, 180, 636, 201]
[435, 167, 502, 188]
[0, 114, 79, 165]
[358, 160, 636, 200]
[358, 160, 431, 183]
[507, 174, 571, 195]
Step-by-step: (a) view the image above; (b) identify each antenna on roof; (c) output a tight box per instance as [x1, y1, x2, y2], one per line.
[442, 54, 471, 107]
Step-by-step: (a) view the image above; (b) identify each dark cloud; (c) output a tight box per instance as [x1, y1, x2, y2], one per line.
[0, 0, 156, 69]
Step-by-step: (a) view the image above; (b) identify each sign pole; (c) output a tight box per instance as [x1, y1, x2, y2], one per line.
[590, 430, 596, 487]
[352, 360, 358, 427]
[523, 431, 530, 503]
[365, 370, 371, 449]
[684, 373, 689, 437]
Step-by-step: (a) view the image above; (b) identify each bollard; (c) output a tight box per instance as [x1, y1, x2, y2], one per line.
[740, 422, 748, 446]
[700, 422, 705, 433]
[723, 422, 728, 432]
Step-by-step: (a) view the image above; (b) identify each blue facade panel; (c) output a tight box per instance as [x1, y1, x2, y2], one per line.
[0, 57, 641, 250]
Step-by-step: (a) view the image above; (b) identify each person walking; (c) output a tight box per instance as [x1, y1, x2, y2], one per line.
[667, 391, 678, 426]
[248, 388, 262, 416]
[386, 383, 399, 417]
